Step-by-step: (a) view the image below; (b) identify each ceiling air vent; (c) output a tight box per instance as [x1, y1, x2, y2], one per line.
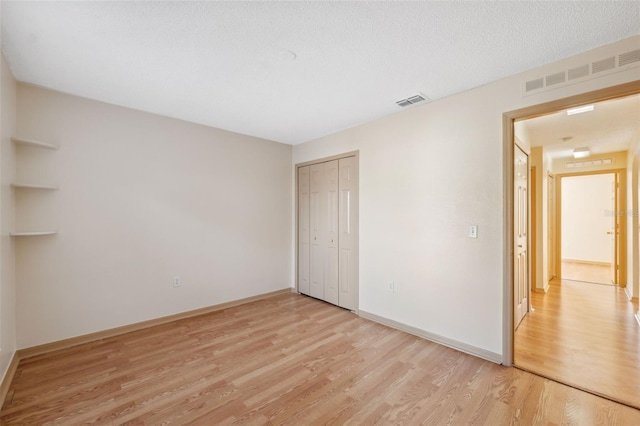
[619, 49, 640, 67]
[545, 71, 566, 87]
[568, 64, 589, 80]
[592, 56, 615, 74]
[525, 78, 544, 93]
[523, 46, 640, 97]
[396, 93, 429, 108]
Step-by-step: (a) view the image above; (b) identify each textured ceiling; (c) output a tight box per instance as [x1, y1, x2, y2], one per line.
[519, 95, 640, 159]
[2, 1, 639, 145]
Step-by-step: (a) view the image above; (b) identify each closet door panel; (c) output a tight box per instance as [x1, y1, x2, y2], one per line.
[338, 157, 358, 310]
[324, 160, 339, 305]
[309, 163, 324, 299]
[297, 166, 310, 295]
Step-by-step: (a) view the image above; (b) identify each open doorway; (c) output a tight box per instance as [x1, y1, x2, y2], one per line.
[506, 86, 640, 408]
[560, 173, 617, 285]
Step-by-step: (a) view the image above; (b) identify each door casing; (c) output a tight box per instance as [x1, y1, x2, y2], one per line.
[502, 80, 640, 367]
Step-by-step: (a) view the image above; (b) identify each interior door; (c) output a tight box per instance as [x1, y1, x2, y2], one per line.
[298, 166, 311, 295]
[547, 173, 556, 281]
[309, 163, 324, 299]
[610, 173, 619, 284]
[514, 145, 529, 330]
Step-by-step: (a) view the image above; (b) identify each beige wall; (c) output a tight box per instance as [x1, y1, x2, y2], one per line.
[293, 36, 640, 359]
[15, 85, 293, 348]
[0, 53, 17, 379]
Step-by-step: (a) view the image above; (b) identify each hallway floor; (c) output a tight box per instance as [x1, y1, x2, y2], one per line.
[561, 260, 613, 285]
[515, 279, 640, 408]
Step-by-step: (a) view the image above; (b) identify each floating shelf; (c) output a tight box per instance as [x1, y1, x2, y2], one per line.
[11, 183, 59, 190]
[10, 231, 57, 237]
[11, 137, 58, 150]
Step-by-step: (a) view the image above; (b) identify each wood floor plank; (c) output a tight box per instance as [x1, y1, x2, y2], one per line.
[2, 292, 639, 424]
[515, 279, 640, 408]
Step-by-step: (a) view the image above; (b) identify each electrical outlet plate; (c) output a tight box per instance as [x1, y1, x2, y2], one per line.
[468, 225, 478, 238]
[387, 281, 395, 293]
[173, 276, 181, 287]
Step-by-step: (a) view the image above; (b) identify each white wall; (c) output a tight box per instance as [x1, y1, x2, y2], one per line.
[0, 52, 17, 379]
[15, 85, 293, 348]
[293, 36, 640, 359]
[561, 174, 615, 263]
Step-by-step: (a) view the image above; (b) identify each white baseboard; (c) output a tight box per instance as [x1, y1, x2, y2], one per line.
[358, 310, 502, 365]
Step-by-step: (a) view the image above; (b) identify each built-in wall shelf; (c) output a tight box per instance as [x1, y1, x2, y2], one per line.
[10, 231, 57, 237]
[11, 183, 59, 190]
[11, 137, 58, 150]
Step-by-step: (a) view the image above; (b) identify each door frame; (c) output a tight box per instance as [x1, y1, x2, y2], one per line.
[502, 80, 640, 367]
[555, 170, 626, 286]
[295, 150, 360, 312]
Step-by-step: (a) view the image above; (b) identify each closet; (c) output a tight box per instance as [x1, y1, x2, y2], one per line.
[297, 154, 358, 311]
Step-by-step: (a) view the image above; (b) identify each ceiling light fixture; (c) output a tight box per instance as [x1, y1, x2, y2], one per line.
[566, 105, 594, 115]
[573, 147, 590, 158]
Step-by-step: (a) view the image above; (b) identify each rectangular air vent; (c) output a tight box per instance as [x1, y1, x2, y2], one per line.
[568, 64, 589, 80]
[525, 78, 544, 92]
[619, 49, 640, 67]
[592, 56, 615, 74]
[523, 46, 640, 97]
[396, 93, 430, 108]
[566, 158, 613, 169]
[545, 71, 566, 86]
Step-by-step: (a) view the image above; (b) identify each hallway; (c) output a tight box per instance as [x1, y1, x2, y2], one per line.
[514, 279, 640, 408]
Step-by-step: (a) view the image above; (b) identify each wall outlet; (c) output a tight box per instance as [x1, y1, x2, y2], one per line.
[173, 276, 181, 288]
[468, 225, 478, 238]
[387, 281, 395, 293]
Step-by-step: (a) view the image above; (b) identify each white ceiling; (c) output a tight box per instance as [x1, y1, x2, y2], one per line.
[518, 95, 640, 159]
[2, 1, 639, 145]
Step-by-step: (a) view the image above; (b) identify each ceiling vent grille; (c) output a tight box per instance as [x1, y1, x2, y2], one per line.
[592, 56, 615, 74]
[566, 158, 613, 169]
[619, 49, 640, 67]
[523, 48, 640, 96]
[396, 93, 429, 108]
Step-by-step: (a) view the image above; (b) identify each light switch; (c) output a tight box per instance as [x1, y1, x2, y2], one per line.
[468, 225, 478, 238]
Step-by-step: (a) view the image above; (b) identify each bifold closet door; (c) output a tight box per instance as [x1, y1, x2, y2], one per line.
[338, 156, 357, 310]
[300, 157, 356, 310]
[297, 166, 310, 295]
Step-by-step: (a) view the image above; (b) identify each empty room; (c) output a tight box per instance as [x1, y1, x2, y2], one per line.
[1, 2, 639, 424]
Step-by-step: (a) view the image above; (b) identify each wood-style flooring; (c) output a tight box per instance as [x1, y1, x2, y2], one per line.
[515, 279, 640, 409]
[561, 260, 613, 285]
[3, 293, 640, 424]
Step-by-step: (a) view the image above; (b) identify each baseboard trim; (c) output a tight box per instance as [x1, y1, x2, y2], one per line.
[0, 351, 20, 407]
[18, 288, 293, 359]
[625, 286, 633, 301]
[358, 310, 502, 365]
[562, 259, 611, 267]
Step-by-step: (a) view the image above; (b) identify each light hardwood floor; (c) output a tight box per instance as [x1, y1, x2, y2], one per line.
[3, 293, 640, 424]
[561, 260, 613, 285]
[515, 279, 640, 409]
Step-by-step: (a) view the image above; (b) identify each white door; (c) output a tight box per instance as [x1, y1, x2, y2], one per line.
[514, 145, 529, 330]
[610, 174, 618, 284]
[298, 166, 311, 295]
[338, 157, 358, 310]
[309, 163, 324, 299]
[547, 173, 556, 281]
[324, 160, 340, 305]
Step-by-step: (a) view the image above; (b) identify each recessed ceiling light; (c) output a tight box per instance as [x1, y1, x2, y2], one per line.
[567, 105, 594, 115]
[573, 147, 590, 158]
